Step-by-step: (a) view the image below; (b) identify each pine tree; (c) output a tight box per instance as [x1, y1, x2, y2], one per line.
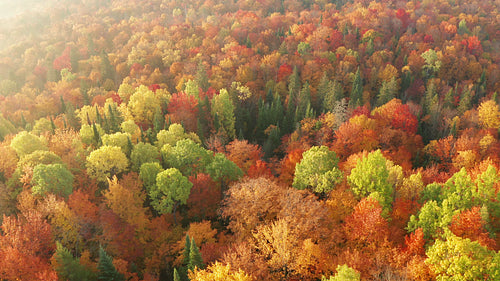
[60, 96, 66, 113]
[376, 77, 397, 106]
[183, 235, 191, 265]
[92, 123, 102, 147]
[316, 72, 331, 112]
[173, 268, 181, 281]
[195, 62, 209, 92]
[97, 247, 124, 281]
[296, 82, 312, 123]
[188, 237, 204, 271]
[457, 86, 473, 115]
[349, 68, 363, 108]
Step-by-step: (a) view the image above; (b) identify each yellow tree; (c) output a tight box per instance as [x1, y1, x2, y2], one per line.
[478, 99, 500, 129]
[128, 85, 161, 126]
[86, 146, 129, 182]
[188, 262, 254, 281]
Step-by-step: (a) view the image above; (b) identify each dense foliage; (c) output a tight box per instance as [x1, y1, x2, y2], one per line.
[0, 0, 499, 280]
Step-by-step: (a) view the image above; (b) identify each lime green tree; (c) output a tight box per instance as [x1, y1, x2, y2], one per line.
[161, 139, 213, 176]
[86, 146, 129, 182]
[426, 234, 500, 280]
[211, 89, 236, 140]
[322, 264, 361, 281]
[31, 163, 74, 198]
[347, 150, 394, 211]
[150, 168, 192, 223]
[131, 142, 160, 172]
[293, 146, 343, 194]
[10, 131, 48, 157]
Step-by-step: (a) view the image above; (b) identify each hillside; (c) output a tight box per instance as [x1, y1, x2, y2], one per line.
[0, 0, 499, 280]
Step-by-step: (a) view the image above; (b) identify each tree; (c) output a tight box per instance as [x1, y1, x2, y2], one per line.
[206, 153, 243, 198]
[130, 142, 160, 172]
[54, 242, 96, 281]
[188, 237, 204, 271]
[139, 162, 163, 189]
[222, 177, 284, 238]
[478, 99, 500, 129]
[224, 139, 263, 173]
[293, 146, 343, 194]
[173, 268, 181, 281]
[104, 176, 149, 231]
[167, 92, 199, 133]
[376, 77, 397, 106]
[86, 146, 129, 182]
[349, 68, 363, 108]
[97, 247, 124, 281]
[425, 234, 499, 280]
[188, 262, 253, 281]
[162, 139, 212, 177]
[10, 131, 48, 157]
[211, 89, 236, 140]
[101, 132, 133, 156]
[150, 168, 192, 223]
[156, 123, 200, 148]
[347, 150, 394, 211]
[322, 265, 360, 281]
[128, 85, 162, 126]
[31, 163, 74, 198]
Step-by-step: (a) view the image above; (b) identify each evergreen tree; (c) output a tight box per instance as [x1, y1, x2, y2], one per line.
[188, 237, 204, 271]
[349, 68, 363, 108]
[376, 77, 397, 106]
[457, 86, 473, 115]
[60, 95, 66, 114]
[173, 268, 181, 281]
[92, 123, 102, 147]
[97, 247, 124, 281]
[55, 242, 96, 281]
[195, 62, 209, 92]
[296, 82, 312, 123]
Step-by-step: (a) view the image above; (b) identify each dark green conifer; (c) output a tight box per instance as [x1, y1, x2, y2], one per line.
[97, 247, 124, 281]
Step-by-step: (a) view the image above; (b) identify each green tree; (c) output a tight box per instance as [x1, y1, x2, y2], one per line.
[54, 242, 96, 281]
[293, 146, 343, 194]
[211, 89, 236, 140]
[150, 168, 192, 223]
[130, 142, 160, 172]
[161, 139, 213, 177]
[156, 123, 200, 148]
[139, 162, 163, 189]
[97, 247, 124, 281]
[347, 150, 394, 211]
[322, 264, 360, 281]
[407, 200, 455, 240]
[349, 67, 363, 108]
[426, 234, 499, 280]
[376, 77, 397, 106]
[10, 131, 48, 157]
[80, 124, 105, 148]
[86, 146, 129, 182]
[173, 268, 181, 281]
[102, 132, 133, 156]
[31, 163, 74, 198]
[206, 153, 243, 198]
[188, 237, 204, 271]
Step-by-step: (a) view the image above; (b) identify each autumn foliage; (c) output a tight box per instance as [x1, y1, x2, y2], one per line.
[0, 0, 499, 280]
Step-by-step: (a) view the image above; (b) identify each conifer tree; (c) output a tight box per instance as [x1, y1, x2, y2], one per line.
[97, 247, 124, 281]
[349, 68, 363, 108]
[376, 77, 397, 106]
[173, 268, 181, 281]
[188, 237, 204, 271]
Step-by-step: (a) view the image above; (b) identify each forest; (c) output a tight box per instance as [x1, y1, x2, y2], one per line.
[0, 0, 499, 280]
